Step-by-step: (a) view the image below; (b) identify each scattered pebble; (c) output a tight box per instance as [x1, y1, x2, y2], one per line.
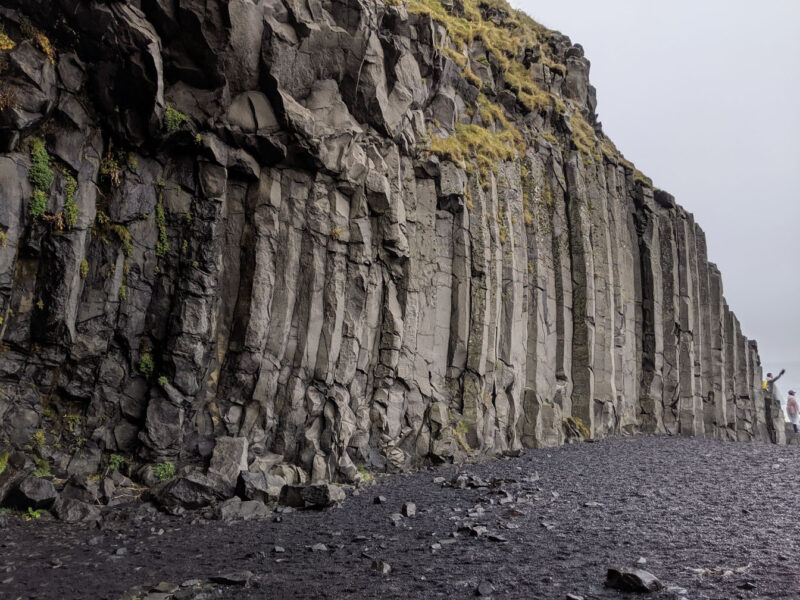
[372, 559, 391, 574]
[739, 582, 756, 590]
[151, 582, 178, 593]
[477, 580, 495, 596]
[209, 571, 253, 586]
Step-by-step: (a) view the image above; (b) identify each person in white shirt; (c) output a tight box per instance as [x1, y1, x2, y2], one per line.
[787, 390, 799, 432]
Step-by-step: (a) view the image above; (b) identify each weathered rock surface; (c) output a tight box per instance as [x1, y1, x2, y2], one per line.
[7, 475, 57, 509]
[51, 496, 101, 523]
[217, 497, 271, 521]
[280, 483, 345, 509]
[207, 437, 248, 492]
[236, 470, 285, 504]
[154, 472, 223, 509]
[0, 0, 782, 502]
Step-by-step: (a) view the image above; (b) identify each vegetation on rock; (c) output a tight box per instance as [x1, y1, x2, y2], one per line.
[28, 138, 53, 194]
[0, 87, 16, 112]
[570, 112, 601, 162]
[430, 124, 519, 184]
[155, 192, 169, 257]
[63, 174, 78, 228]
[20, 16, 55, 64]
[138, 353, 154, 378]
[25, 507, 43, 520]
[410, 0, 638, 180]
[153, 461, 175, 482]
[0, 24, 15, 51]
[109, 453, 125, 472]
[32, 428, 46, 448]
[164, 104, 188, 133]
[409, 0, 564, 113]
[29, 189, 48, 220]
[100, 151, 121, 188]
[93, 210, 132, 255]
[33, 457, 51, 477]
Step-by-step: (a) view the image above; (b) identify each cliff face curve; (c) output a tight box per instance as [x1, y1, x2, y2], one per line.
[0, 0, 784, 485]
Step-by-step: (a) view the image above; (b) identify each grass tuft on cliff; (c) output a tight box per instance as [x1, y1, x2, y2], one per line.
[409, 0, 603, 185]
[570, 112, 601, 162]
[20, 17, 54, 64]
[412, 0, 565, 114]
[429, 123, 520, 184]
[28, 138, 53, 193]
[0, 24, 15, 51]
[405, 0, 641, 182]
[164, 104, 188, 133]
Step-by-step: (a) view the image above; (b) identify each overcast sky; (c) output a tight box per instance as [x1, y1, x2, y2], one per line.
[511, 0, 800, 401]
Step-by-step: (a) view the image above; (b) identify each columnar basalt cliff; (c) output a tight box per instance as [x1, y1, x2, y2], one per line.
[0, 0, 785, 491]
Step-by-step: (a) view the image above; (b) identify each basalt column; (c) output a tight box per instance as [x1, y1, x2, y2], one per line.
[0, 0, 782, 490]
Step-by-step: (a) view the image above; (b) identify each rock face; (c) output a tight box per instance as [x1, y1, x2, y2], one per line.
[0, 0, 784, 487]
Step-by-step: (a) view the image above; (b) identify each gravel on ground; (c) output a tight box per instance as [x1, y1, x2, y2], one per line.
[1, 436, 799, 599]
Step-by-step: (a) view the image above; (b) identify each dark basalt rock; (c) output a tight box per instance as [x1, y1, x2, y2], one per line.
[60, 475, 100, 504]
[209, 571, 253, 586]
[7, 476, 57, 509]
[207, 437, 248, 493]
[236, 470, 285, 504]
[0, 453, 29, 505]
[605, 566, 663, 593]
[280, 484, 346, 509]
[217, 497, 271, 521]
[0, 0, 784, 512]
[51, 496, 102, 523]
[154, 472, 225, 509]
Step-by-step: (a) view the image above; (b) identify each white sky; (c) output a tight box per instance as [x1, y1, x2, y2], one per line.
[511, 0, 800, 399]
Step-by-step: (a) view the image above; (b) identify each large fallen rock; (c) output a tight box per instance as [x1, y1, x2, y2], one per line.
[0, 453, 29, 505]
[236, 471, 286, 504]
[207, 437, 249, 493]
[60, 475, 100, 504]
[7, 476, 57, 509]
[154, 471, 225, 509]
[217, 497, 271, 521]
[605, 567, 663, 592]
[280, 484, 346, 509]
[52, 496, 101, 523]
